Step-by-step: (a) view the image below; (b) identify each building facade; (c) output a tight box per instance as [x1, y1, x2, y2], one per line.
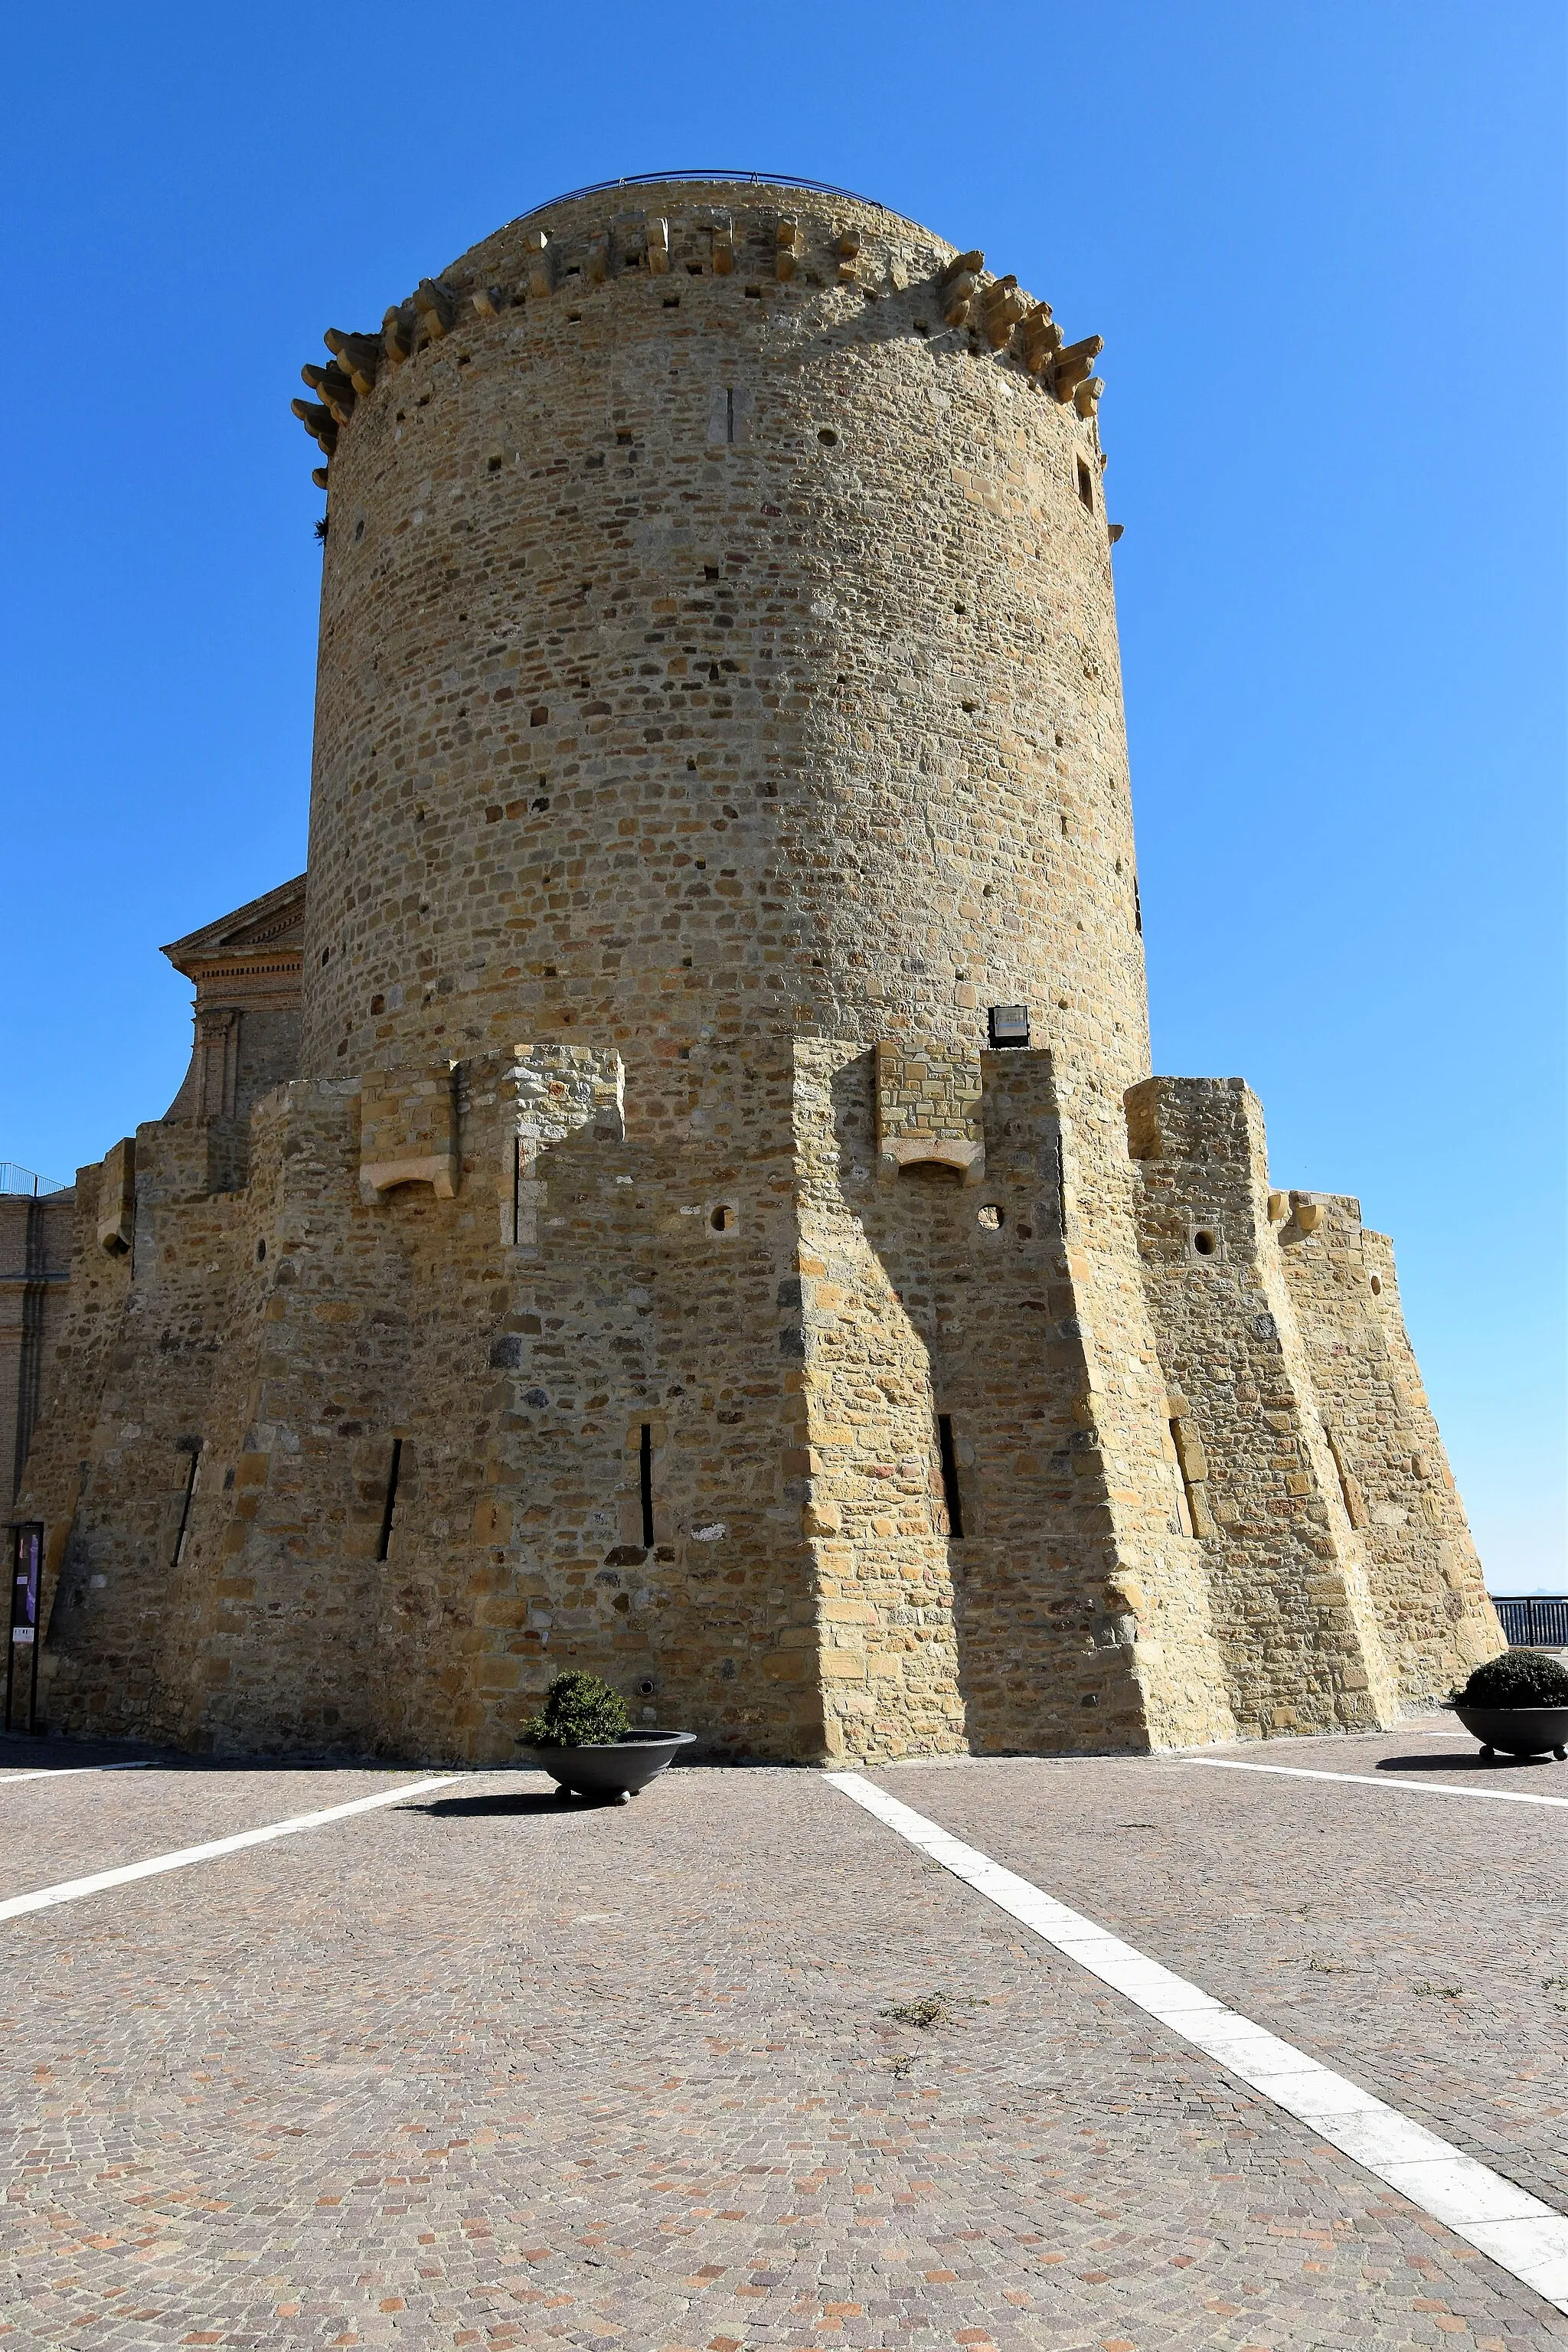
[1, 1174, 73, 1512]
[14, 175, 1502, 1760]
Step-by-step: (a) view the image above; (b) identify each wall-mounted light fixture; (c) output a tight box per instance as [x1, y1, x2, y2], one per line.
[988, 1004, 1031, 1048]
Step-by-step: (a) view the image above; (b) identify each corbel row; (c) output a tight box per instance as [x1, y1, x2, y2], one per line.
[292, 219, 1105, 478]
[938, 250, 1105, 412]
[290, 270, 470, 469]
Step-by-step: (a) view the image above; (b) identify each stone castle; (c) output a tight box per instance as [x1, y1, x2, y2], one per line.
[8, 173, 1502, 1761]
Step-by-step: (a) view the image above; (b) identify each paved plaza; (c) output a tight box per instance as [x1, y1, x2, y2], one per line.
[1, 1721, 1565, 2350]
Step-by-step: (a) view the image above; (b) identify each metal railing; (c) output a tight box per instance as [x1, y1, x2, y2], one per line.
[0, 1164, 66, 1198]
[1493, 1596, 1568, 1649]
[511, 168, 899, 222]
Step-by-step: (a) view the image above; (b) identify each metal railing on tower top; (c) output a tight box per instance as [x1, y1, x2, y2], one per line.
[1493, 1596, 1568, 1649]
[511, 168, 897, 223]
[0, 1164, 66, 1198]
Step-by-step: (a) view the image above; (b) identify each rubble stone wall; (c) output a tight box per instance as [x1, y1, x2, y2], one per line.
[0, 1188, 74, 1508]
[1276, 1194, 1498, 1708]
[299, 180, 1145, 1138]
[14, 177, 1501, 1762]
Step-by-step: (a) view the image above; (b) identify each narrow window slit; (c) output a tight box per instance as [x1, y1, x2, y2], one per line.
[639, 1424, 655, 1548]
[171, 1448, 201, 1566]
[377, 1439, 403, 1562]
[1325, 1426, 1367, 1528]
[1171, 1423, 1195, 1535]
[1076, 458, 1094, 512]
[937, 1414, 965, 1539]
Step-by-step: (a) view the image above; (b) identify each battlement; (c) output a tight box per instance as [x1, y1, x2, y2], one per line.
[291, 177, 1104, 485]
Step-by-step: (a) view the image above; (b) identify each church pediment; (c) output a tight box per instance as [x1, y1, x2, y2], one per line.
[162, 874, 308, 981]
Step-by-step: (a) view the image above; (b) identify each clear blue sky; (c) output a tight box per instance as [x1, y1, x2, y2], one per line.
[2, 3, 1562, 1588]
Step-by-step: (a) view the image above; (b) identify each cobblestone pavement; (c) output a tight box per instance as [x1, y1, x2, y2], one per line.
[882, 1724, 1568, 2212]
[0, 1720, 1562, 2352]
[0, 1759, 437, 1906]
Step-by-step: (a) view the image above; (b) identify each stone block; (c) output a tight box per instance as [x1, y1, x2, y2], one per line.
[358, 1068, 458, 1204]
[874, 1040, 985, 1183]
[96, 1139, 136, 1256]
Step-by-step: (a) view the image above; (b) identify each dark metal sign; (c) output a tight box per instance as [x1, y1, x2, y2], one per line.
[5, 1522, 43, 1735]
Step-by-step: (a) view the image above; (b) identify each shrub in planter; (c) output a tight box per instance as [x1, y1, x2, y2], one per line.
[522, 1671, 630, 1748]
[1454, 1649, 1568, 1709]
[1452, 1646, 1568, 1762]
[518, 1671, 695, 1803]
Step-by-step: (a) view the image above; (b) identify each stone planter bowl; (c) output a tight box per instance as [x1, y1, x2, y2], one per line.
[1452, 1702, 1568, 1762]
[518, 1731, 696, 1802]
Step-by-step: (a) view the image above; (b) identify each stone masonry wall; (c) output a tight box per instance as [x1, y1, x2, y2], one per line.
[1125, 1078, 1499, 1738]
[34, 1056, 828, 1762]
[1275, 1193, 1499, 1707]
[790, 1040, 1236, 1759]
[29, 1122, 252, 1733]
[0, 1189, 74, 1507]
[16, 178, 1500, 1764]
[299, 180, 1145, 1132]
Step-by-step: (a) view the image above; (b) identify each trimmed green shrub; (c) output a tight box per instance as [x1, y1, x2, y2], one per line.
[522, 1671, 631, 1748]
[1457, 1649, 1568, 1707]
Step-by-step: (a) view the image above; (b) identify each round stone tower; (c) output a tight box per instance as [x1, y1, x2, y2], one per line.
[299, 175, 1145, 1109]
[25, 176, 1498, 1776]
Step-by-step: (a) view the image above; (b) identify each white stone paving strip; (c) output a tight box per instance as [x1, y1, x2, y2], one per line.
[0, 1775, 461, 1922]
[0, 1762, 150, 1787]
[829, 1770, 1568, 2316]
[1181, 1756, 1568, 1809]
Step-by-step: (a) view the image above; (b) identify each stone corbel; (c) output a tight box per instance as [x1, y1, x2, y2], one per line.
[585, 234, 609, 285]
[645, 217, 670, 276]
[291, 400, 337, 458]
[97, 1137, 136, 1256]
[413, 277, 457, 338]
[382, 303, 417, 368]
[835, 228, 861, 285]
[1053, 334, 1105, 403]
[523, 229, 555, 296]
[1020, 304, 1062, 375]
[470, 285, 507, 318]
[940, 249, 984, 327]
[775, 217, 802, 281]
[1074, 377, 1105, 420]
[300, 362, 356, 426]
[323, 328, 383, 394]
[982, 276, 1028, 348]
[710, 212, 734, 274]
